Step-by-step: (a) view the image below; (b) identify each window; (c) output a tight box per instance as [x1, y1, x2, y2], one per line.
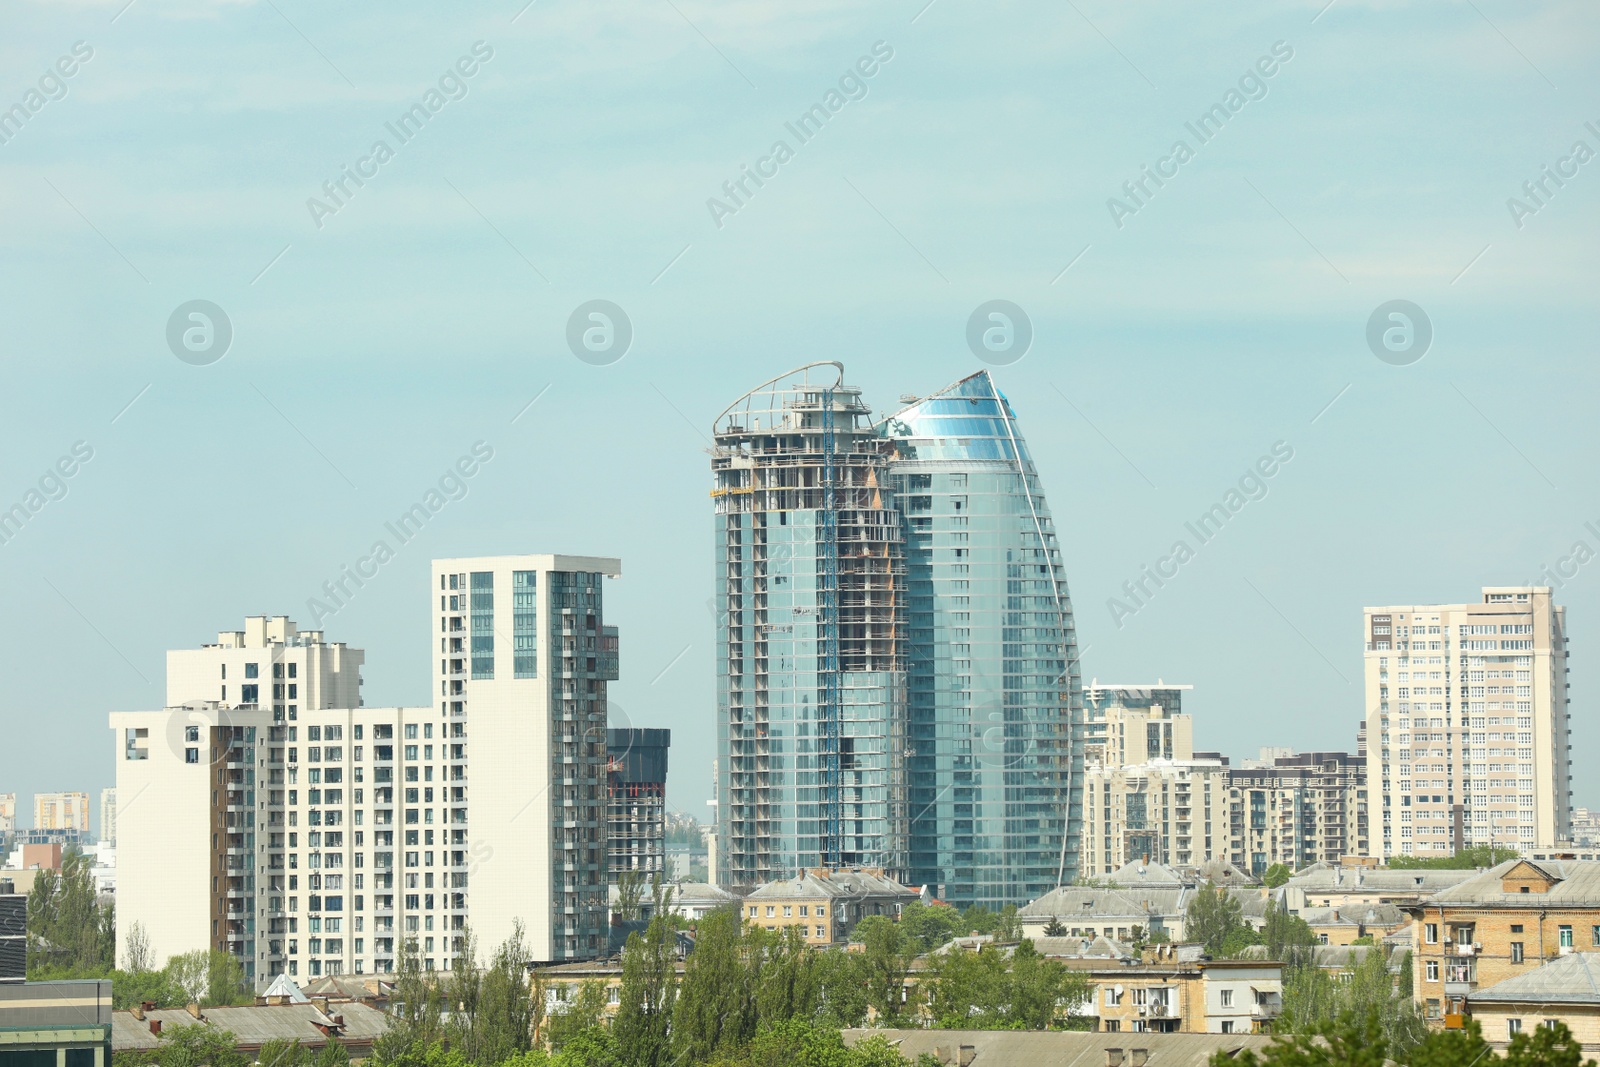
[1221, 989, 1233, 1007]
[815, 925, 824, 938]
[1511, 942, 1524, 964]
[1425, 961, 1439, 982]
[1592, 926, 1600, 947]
[1508, 1019, 1522, 1037]
[185, 748, 199, 764]
[245, 663, 260, 678]
[1424, 924, 1438, 944]
[1559, 926, 1573, 948]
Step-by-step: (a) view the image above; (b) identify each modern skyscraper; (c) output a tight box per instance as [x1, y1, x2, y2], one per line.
[33, 793, 89, 832]
[880, 371, 1082, 907]
[1362, 586, 1570, 858]
[711, 364, 1082, 905]
[712, 364, 908, 891]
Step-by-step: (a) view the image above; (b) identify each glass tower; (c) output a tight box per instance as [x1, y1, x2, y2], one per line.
[712, 363, 908, 891]
[880, 370, 1083, 907]
[712, 365, 1079, 903]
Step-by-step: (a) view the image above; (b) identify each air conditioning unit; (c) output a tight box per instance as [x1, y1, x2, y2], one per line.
[1137, 1006, 1148, 1016]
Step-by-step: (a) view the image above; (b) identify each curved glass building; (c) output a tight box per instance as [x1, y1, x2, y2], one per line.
[880, 370, 1083, 908]
[712, 365, 1081, 904]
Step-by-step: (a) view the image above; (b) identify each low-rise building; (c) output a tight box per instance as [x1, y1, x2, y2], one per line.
[843, 1029, 1273, 1065]
[1280, 862, 1476, 912]
[1464, 950, 1600, 1052]
[1030, 942, 1282, 1035]
[1404, 859, 1600, 1024]
[0, 979, 113, 1067]
[111, 1001, 389, 1060]
[742, 869, 918, 946]
[1298, 903, 1409, 947]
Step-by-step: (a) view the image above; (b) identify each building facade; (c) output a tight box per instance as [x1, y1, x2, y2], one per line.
[33, 793, 89, 833]
[742, 867, 919, 946]
[712, 364, 1082, 907]
[113, 555, 622, 988]
[1226, 751, 1369, 876]
[606, 728, 669, 883]
[167, 616, 364, 713]
[1363, 587, 1571, 858]
[1405, 859, 1600, 1026]
[98, 790, 115, 847]
[881, 372, 1083, 906]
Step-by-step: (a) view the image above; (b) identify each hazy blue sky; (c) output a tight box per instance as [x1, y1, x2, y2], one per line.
[2, 0, 1596, 833]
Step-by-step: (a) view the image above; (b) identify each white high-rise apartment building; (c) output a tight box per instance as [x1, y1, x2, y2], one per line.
[34, 792, 89, 832]
[1363, 586, 1570, 859]
[431, 555, 619, 963]
[113, 558, 621, 988]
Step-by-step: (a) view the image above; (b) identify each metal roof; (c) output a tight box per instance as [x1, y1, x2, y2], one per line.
[1424, 860, 1600, 907]
[111, 1001, 389, 1052]
[1467, 951, 1600, 1006]
[842, 1028, 1275, 1066]
[745, 869, 917, 901]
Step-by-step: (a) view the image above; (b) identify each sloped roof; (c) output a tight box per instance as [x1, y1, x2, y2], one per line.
[112, 1002, 389, 1052]
[745, 868, 916, 901]
[1029, 934, 1136, 960]
[1017, 885, 1188, 919]
[1106, 860, 1188, 888]
[842, 1028, 1273, 1066]
[1300, 903, 1409, 927]
[1468, 951, 1600, 1005]
[1426, 860, 1600, 907]
[261, 973, 308, 1003]
[1286, 864, 1477, 895]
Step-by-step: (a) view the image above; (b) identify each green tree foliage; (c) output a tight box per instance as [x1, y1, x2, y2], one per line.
[1262, 864, 1294, 888]
[1388, 845, 1518, 869]
[613, 911, 678, 1067]
[25, 848, 114, 973]
[544, 981, 609, 1052]
[853, 916, 913, 1025]
[616, 871, 646, 922]
[919, 939, 1089, 1030]
[1184, 881, 1247, 957]
[446, 923, 536, 1067]
[143, 1023, 250, 1067]
[1216, 1013, 1596, 1067]
[671, 907, 752, 1064]
[161, 949, 251, 1007]
[1260, 903, 1318, 970]
[896, 902, 961, 954]
[1276, 946, 1427, 1056]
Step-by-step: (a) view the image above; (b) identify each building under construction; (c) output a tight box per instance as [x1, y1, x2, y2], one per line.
[712, 364, 1083, 906]
[606, 728, 671, 884]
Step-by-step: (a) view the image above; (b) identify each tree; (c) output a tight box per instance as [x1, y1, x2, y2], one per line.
[1185, 881, 1246, 956]
[1041, 918, 1067, 938]
[445, 922, 535, 1067]
[613, 911, 677, 1067]
[897, 902, 961, 954]
[1502, 1021, 1594, 1067]
[672, 906, 753, 1064]
[616, 871, 647, 922]
[544, 981, 609, 1051]
[124, 922, 154, 974]
[162, 949, 250, 1007]
[1276, 946, 1427, 1056]
[26, 848, 114, 974]
[1261, 903, 1318, 972]
[372, 939, 447, 1062]
[1388, 845, 1518, 870]
[1262, 864, 1293, 889]
[854, 916, 912, 1025]
[920, 939, 1090, 1030]
[146, 1023, 249, 1067]
[1214, 1011, 1391, 1067]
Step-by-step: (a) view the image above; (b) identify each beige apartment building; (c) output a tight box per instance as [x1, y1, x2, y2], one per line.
[34, 792, 90, 832]
[1362, 587, 1571, 859]
[114, 558, 623, 990]
[1226, 750, 1369, 877]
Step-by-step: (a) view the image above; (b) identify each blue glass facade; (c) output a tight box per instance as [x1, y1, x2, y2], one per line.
[881, 370, 1082, 907]
[714, 365, 1079, 902]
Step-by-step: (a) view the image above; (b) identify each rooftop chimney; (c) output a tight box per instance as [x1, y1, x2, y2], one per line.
[149, 1020, 162, 1036]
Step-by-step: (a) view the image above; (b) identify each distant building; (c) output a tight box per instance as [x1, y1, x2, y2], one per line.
[1278, 862, 1476, 912]
[35, 792, 90, 833]
[843, 1030, 1273, 1064]
[99, 789, 115, 847]
[606, 728, 669, 883]
[113, 1000, 389, 1060]
[0, 794, 14, 834]
[1363, 587, 1571, 858]
[1226, 750, 1369, 876]
[742, 868, 919, 946]
[1570, 808, 1600, 848]
[165, 615, 364, 712]
[1, 880, 22, 982]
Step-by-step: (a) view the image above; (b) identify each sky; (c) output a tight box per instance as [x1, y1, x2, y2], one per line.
[1, 0, 1596, 834]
